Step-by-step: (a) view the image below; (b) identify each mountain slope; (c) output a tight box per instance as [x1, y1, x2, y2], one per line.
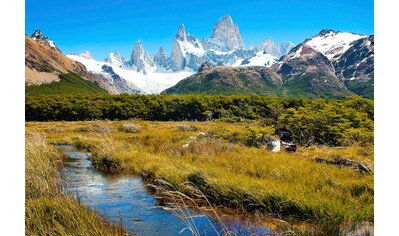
[333, 35, 374, 98]
[25, 34, 115, 93]
[165, 28, 374, 99]
[162, 62, 352, 98]
[26, 32, 143, 94]
[162, 64, 282, 95]
[271, 44, 352, 98]
[26, 72, 107, 95]
[273, 29, 373, 98]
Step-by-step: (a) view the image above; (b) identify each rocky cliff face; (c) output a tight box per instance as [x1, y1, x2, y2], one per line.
[333, 35, 374, 98]
[166, 15, 294, 71]
[271, 44, 351, 98]
[101, 65, 143, 94]
[105, 51, 126, 67]
[169, 24, 207, 71]
[170, 25, 188, 70]
[154, 47, 175, 71]
[205, 15, 245, 51]
[31, 30, 61, 53]
[271, 29, 374, 98]
[130, 41, 155, 74]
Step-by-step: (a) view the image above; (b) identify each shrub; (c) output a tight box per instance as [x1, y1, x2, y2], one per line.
[119, 123, 141, 133]
[176, 124, 199, 132]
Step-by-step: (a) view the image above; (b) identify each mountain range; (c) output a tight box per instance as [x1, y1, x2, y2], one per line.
[65, 14, 295, 94]
[164, 29, 374, 98]
[25, 15, 373, 98]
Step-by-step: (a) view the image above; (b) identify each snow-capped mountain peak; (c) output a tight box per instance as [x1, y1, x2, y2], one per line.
[130, 41, 155, 74]
[80, 51, 93, 60]
[170, 24, 206, 70]
[65, 15, 297, 94]
[106, 51, 125, 67]
[67, 52, 194, 94]
[154, 47, 175, 71]
[305, 29, 366, 60]
[31, 29, 61, 52]
[31, 30, 44, 40]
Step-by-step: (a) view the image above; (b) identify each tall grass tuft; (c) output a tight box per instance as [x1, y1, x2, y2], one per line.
[25, 131, 129, 235]
[25, 132, 63, 199]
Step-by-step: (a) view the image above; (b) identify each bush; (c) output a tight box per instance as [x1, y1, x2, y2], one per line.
[176, 124, 199, 131]
[119, 123, 141, 133]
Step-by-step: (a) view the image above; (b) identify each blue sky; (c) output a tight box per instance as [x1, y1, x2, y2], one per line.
[25, 0, 374, 60]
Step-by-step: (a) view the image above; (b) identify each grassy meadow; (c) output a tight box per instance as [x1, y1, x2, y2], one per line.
[26, 119, 374, 235]
[25, 131, 129, 235]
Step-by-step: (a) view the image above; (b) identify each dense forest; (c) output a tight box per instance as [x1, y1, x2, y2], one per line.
[26, 94, 373, 146]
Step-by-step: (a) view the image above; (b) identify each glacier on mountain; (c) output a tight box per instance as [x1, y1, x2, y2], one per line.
[67, 53, 194, 94]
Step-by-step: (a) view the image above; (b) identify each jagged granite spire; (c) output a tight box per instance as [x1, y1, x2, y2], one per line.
[170, 25, 187, 70]
[176, 24, 187, 41]
[154, 47, 175, 70]
[207, 14, 245, 51]
[130, 41, 154, 74]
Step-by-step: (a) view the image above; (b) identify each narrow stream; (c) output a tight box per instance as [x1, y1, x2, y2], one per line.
[58, 145, 273, 236]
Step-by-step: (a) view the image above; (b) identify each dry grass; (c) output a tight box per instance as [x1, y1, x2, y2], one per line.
[25, 132, 63, 199]
[25, 131, 129, 236]
[26, 120, 374, 234]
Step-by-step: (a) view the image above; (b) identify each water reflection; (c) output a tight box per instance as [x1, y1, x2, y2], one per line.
[58, 145, 272, 236]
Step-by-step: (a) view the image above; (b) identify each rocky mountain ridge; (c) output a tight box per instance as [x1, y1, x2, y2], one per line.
[27, 20, 373, 97]
[164, 29, 374, 98]
[63, 14, 294, 94]
[101, 14, 295, 73]
[25, 33, 141, 94]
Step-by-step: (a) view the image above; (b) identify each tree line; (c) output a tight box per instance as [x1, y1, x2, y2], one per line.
[25, 94, 373, 146]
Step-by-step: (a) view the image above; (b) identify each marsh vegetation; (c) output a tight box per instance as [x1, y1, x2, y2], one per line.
[25, 131, 129, 235]
[26, 118, 373, 235]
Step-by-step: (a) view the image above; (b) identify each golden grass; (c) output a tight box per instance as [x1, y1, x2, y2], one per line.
[26, 120, 374, 234]
[25, 131, 129, 236]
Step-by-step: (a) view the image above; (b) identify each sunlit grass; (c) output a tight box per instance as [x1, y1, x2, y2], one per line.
[26, 120, 374, 234]
[25, 131, 129, 236]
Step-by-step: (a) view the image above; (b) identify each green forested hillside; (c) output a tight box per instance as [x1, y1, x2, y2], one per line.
[163, 66, 282, 96]
[25, 72, 107, 96]
[162, 66, 354, 98]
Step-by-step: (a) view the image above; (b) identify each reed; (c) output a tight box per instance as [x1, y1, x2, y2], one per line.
[25, 131, 129, 236]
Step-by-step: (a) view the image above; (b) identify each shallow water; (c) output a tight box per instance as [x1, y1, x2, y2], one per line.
[58, 145, 272, 236]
